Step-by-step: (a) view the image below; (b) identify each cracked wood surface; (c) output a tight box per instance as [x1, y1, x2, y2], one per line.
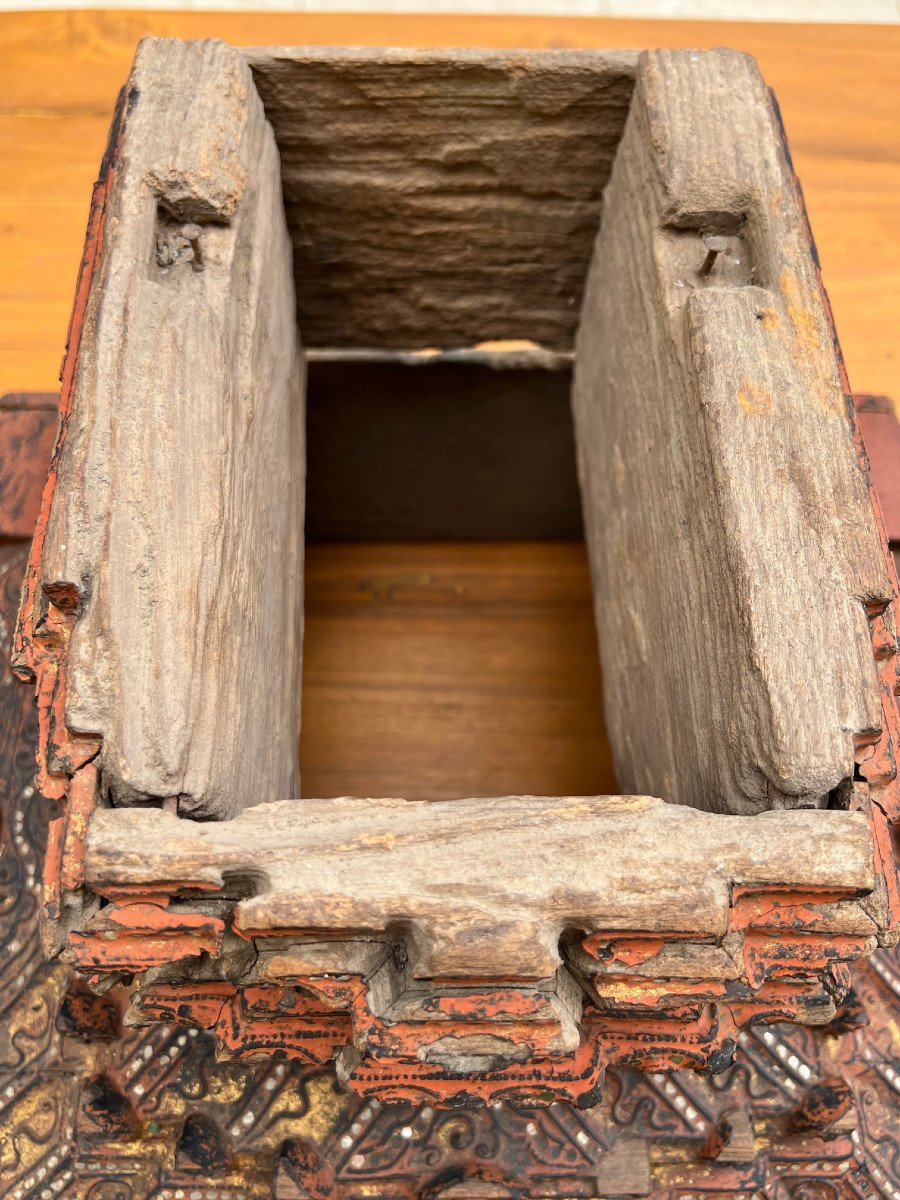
[10, 35, 900, 1099]
[35, 39, 305, 819]
[85, 795, 876, 981]
[573, 49, 894, 816]
[245, 46, 637, 350]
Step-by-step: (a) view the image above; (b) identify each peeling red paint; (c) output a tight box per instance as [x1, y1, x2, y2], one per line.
[10, 73, 900, 1105]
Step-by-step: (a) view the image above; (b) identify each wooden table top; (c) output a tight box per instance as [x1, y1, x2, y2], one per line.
[2, 10, 898, 401]
[3, 12, 898, 801]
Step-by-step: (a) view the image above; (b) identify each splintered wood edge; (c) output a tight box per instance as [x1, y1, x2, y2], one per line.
[243, 45, 640, 69]
[26, 38, 305, 821]
[85, 794, 877, 981]
[573, 49, 895, 816]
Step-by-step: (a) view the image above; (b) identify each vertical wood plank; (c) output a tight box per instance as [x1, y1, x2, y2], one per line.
[573, 49, 893, 815]
[37, 39, 305, 819]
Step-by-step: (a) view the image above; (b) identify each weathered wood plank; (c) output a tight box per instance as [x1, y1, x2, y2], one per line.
[86, 794, 875, 981]
[246, 46, 637, 350]
[38, 38, 305, 819]
[573, 49, 893, 815]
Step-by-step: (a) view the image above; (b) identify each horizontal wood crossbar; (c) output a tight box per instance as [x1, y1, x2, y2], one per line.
[74, 791, 886, 1103]
[86, 794, 877, 980]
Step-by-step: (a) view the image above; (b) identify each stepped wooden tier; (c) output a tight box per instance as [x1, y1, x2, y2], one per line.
[13, 38, 900, 1107]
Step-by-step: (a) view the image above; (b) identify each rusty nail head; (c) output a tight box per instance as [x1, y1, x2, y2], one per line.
[699, 234, 728, 278]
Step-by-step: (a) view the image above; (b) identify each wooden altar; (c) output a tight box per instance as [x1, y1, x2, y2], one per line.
[3, 15, 900, 1199]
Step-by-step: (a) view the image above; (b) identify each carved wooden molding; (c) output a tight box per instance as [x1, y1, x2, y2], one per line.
[73, 793, 880, 1105]
[4, 555, 900, 1196]
[12, 40, 900, 1105]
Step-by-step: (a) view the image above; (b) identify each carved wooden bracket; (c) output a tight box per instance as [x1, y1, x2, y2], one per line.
[12, 40, 900, 1105]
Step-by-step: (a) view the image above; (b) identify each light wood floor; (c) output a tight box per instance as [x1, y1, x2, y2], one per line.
[300, 541, 615, 800]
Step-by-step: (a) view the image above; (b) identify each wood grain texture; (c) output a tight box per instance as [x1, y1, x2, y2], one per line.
[246, 46, 636, 350]
[573, 49, 893, 816]
[299, 542, 616, 802]
[39, 38, 305, 819]
[86, 794, 875, 981]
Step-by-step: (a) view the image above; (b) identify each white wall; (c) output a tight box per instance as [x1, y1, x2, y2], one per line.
[1, 0, 897, 19]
